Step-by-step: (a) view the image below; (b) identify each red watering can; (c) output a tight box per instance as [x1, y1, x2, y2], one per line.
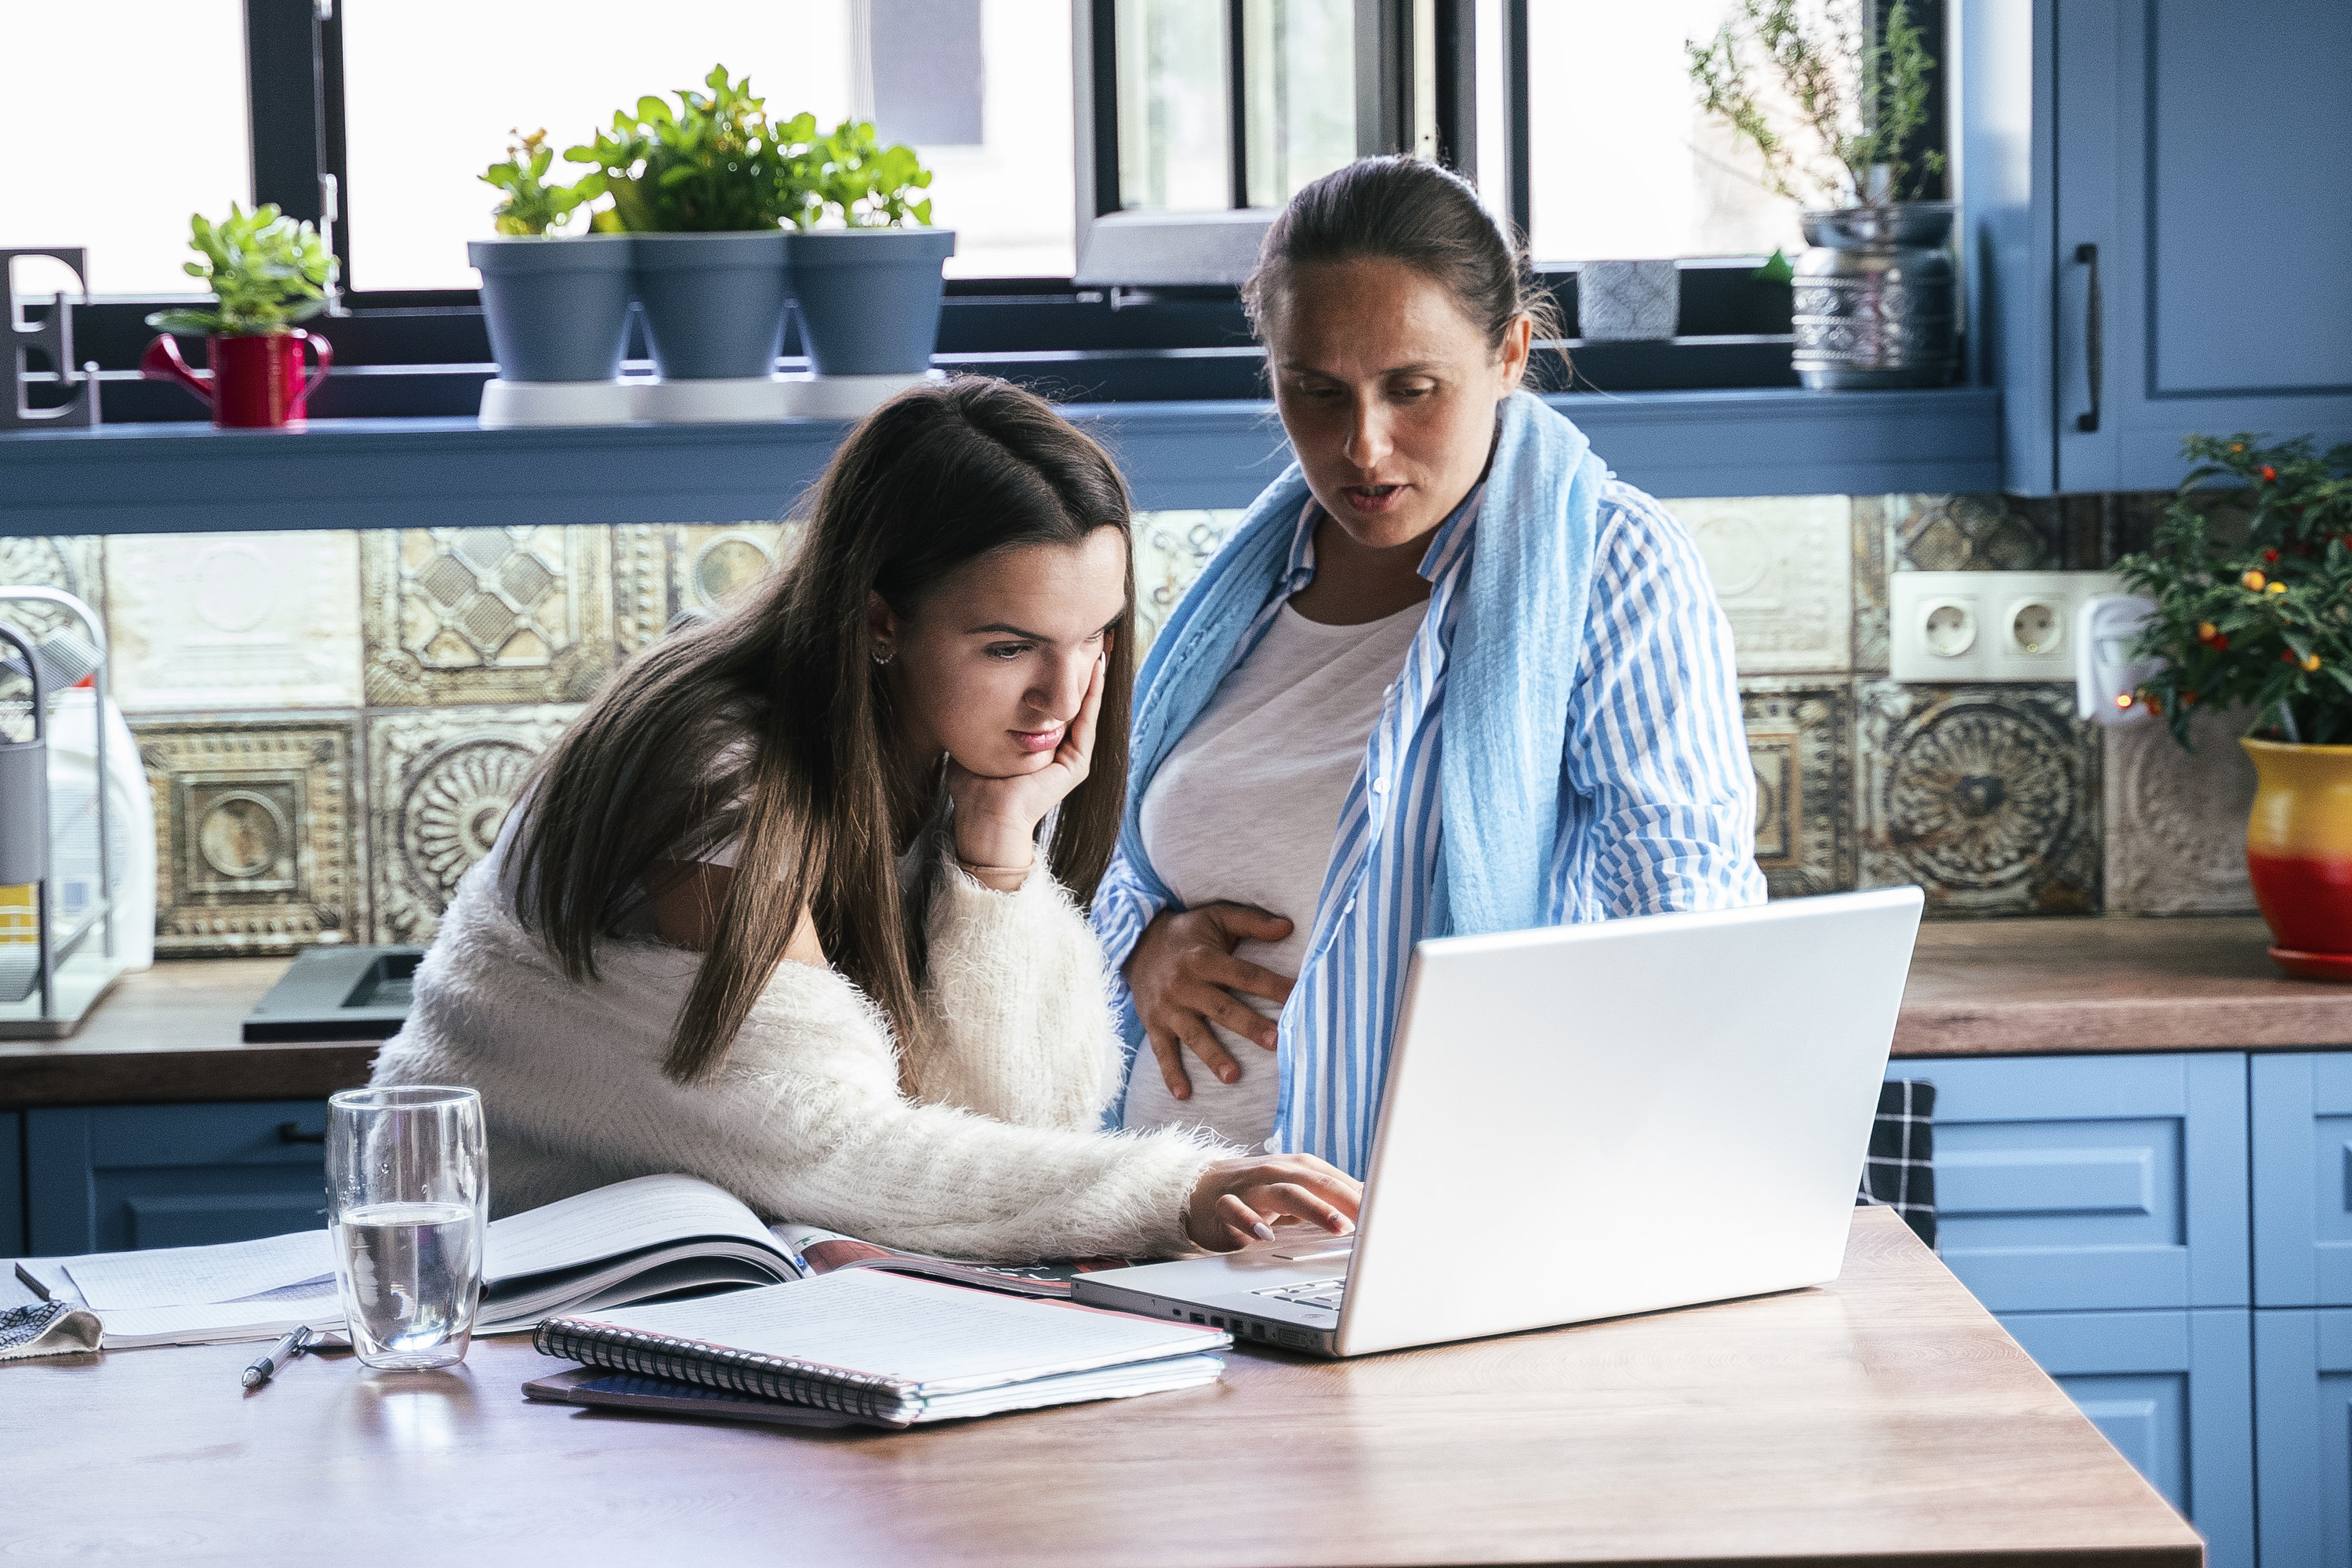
[140, 329, 332, 429]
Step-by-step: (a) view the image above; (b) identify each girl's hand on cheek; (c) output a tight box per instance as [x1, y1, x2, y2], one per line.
[946, 653, 1105, 886]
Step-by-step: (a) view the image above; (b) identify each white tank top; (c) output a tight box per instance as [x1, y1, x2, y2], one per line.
[1124, 599, 1425, 1149]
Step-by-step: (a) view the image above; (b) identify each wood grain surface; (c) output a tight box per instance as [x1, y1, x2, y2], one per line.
[0, 1210, 2198, 1568]
[0, 957, 376, 1109]
[1895, 916, 2352, 1056]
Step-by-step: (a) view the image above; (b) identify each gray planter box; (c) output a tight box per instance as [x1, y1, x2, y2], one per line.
[788, 228, 956, 376]
[632, 230, 793, 381]
[467, 234, 635, 383]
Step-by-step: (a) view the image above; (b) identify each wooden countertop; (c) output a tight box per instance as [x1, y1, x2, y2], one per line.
[1893, 915, 2352, 1056]
[5, 913, 2349, 1109]
[0, 956, 377, 1108]
[0, 1210, 2198, 1567]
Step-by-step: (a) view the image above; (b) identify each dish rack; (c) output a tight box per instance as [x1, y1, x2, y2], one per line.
[0, 587, 125, 1037]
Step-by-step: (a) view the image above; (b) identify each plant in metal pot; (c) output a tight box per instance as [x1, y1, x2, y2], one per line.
[786, 118, 953, 390]
[2116, 433, 2352, 978]
[140, 204, 336, 429]
[1687, 0, 1955, 388]
[567, 67, 797, 383]
[468, 130, 637, 404]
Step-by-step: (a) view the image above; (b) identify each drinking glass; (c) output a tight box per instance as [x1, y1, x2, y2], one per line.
[326, 1086, 488, 1370]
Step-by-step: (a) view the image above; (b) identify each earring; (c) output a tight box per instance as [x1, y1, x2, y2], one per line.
[872, 647, 895, 667]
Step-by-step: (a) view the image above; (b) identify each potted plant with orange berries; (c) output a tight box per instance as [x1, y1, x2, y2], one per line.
[2115, 432, 2352, 979]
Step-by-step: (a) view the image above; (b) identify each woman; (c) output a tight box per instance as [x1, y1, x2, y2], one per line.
[1097, 158, 1766, 1172]
[373, 378, 1358, 1258]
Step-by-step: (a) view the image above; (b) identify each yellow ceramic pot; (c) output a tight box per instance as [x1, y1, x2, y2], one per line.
[2242, 738, 2352, 980]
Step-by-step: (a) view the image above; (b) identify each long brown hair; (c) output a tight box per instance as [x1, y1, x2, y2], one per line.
[508, 377, 1137, 1083]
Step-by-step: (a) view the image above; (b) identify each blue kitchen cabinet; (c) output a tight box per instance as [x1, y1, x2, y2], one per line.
[24, 1101, 332, 1255]
[2252, 1053, 2352, 1307]
[1962, 0, 2352, 494]
[1, 1110, 22, 1258]
[1893, 1054, 2249, 1311]
[2252, 1308, 2352, 1566]
[2002, 1309, 2255, 1568]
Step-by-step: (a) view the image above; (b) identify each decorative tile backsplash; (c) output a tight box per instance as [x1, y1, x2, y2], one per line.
[1857, 681, 2101, 916]
[3, 485, 2244, 953]
[361, 526, 613, 707]
[365, 706, 579, 944]
[134, 719, 360, 955]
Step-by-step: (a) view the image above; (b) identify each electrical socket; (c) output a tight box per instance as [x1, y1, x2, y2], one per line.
[1889, 572, 2123, 683]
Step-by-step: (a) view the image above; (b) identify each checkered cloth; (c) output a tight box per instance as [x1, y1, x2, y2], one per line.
[1857, 1079, 1936, 1249]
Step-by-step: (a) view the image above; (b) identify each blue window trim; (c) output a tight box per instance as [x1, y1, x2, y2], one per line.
[0, 387, 2000, 536]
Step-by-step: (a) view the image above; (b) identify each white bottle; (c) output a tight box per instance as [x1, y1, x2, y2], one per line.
[42, 687, 155, 971]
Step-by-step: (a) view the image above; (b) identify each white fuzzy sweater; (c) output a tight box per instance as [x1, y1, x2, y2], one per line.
[370, 856, 1229, 1261]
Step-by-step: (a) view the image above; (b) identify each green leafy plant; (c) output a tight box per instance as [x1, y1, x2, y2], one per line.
[481, 129, 608, 235]
[567, 66, 800, 232]
[1688, 0, 1947, 208]
[799, 119, 934, 229]
[144, 204, 334, 336]
[2116, 434, 2352, 746]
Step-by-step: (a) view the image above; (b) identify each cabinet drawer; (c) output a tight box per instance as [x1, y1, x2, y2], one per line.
[2000, 1309, 2252, 1568]
[2251, 1054, 2352, 1306]
[1, 1110, 21, 1258]
[25, 1101, 332, 1255]
[2253, 1308, 2352, 1568]
[1896, 1054, 2249, 1310]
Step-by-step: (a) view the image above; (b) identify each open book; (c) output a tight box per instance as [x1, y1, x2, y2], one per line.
[16, 1174, 802, 1348]
[11, 1174, 1149, 1349]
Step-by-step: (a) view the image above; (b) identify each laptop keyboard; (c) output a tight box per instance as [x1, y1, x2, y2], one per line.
[1252, 1276, 1347, 1310]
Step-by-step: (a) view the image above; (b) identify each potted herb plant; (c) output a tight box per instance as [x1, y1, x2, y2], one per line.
[1688, 0, 1954, 388]
[140, 205, 336, 429]
[568, 67, 795, 384]
[2117, 434, 2352, 980]
[468, 130, 633, 391]
[784, 119, 953, 384]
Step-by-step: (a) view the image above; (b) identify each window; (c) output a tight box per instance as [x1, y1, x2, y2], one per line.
[0, 2, 251, 296]
[339, 0, 1073, 291]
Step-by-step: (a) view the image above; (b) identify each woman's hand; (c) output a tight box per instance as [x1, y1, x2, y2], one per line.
[946, 654, 1105, 888]
[1185, 1153, 1361, 1250]
[1125, 904, 1296, 1098]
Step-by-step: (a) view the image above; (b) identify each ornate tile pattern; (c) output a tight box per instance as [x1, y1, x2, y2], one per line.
[362, 527, 612, 706]
[1131, 510, 1242, 654]
[1741, 678, 1854, 898]
[1858, 681, 2101, 916]
[133, 720, 360, 955]
[365, 706, 579, 942]
[104, 532, 363, 712]
[1886, 494, 2065, 573]
[1677, 496, 1853, 674]
[0, 535, 103, 647]
[613, 524, 799, 654]
[2103, 706, 2259, 914]
[1849, 496, 1890, 674]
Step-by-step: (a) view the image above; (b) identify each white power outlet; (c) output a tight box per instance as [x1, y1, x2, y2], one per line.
[1889, 571, 2123, 683]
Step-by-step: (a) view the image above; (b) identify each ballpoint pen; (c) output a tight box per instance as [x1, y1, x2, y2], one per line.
[241, 1325, 314, 1389]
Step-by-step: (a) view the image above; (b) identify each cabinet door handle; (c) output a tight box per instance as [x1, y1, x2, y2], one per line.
[2074, 241, 2102, 434]
[277, 1121, 326, 1145]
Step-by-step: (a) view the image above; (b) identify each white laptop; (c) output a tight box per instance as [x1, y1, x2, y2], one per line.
[1073, 887, 1925, 1358]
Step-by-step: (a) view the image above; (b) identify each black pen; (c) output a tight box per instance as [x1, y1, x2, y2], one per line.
[241, 1325, 313, 1389]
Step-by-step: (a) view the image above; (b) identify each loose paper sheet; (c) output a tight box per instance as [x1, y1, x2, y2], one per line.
[63, 1230, 336, 1311]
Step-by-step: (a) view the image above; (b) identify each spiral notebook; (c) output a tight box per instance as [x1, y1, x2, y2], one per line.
[532, 1269, 1231, 1426]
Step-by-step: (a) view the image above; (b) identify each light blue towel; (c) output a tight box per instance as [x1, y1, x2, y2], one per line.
[1116, 388, 1609, 939]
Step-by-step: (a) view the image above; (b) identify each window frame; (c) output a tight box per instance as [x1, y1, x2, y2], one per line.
[23, 0, 1946, 415]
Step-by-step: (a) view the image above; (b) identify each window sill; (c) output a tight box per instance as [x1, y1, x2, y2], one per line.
[0, 387, 1999, 535]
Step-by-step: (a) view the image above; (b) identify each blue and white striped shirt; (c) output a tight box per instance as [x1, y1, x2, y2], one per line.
[1093, 478, 1765, 1174]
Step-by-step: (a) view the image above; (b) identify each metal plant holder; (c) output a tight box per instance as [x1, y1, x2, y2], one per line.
[3, 247, 100, 430]
[1791, 203, 1958, 390]
[0, 588, 123, 1036]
